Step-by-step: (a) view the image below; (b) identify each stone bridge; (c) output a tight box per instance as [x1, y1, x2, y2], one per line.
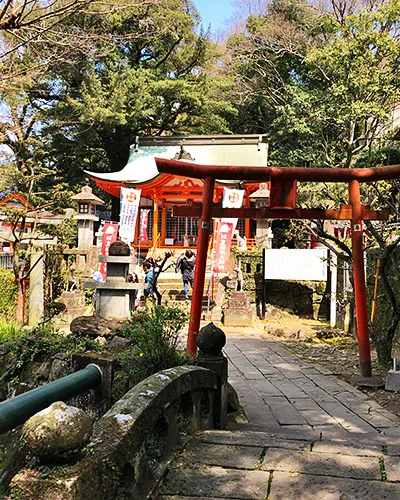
[11, 328, 400, 499]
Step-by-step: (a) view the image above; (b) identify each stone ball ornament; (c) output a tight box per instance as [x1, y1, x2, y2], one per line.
[109, 240, 131, 256]
[196, 322, 226, 357]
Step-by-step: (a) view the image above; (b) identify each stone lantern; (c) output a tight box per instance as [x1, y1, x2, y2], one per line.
[249, 183, 273, 248]
[72, 186, 104, 249]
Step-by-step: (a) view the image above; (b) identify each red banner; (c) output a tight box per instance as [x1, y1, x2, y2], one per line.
[213, 221, 234, 274]
[100, 222, 119, 279]
[139, 209, 150, 243]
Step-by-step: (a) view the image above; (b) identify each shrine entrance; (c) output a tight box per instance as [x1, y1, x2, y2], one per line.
[155, 157, 400, 378]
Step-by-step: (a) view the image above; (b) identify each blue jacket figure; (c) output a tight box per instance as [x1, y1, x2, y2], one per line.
[175, 249, 196, 300]
[143, 262, 154, 309]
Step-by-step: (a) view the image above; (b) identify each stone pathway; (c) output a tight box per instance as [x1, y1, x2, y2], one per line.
[226, 336, 399, 437]
[157, 334, 400, 499]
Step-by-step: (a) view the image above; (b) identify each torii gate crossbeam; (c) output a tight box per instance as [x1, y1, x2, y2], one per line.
[155, 158, 399, 378]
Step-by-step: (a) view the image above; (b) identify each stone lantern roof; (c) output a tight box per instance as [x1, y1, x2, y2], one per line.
[71, 186, 104, 205]
[249, 182, 270, 202]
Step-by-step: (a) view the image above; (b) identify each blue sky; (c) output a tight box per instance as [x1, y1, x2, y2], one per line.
[193, 0, 234, 32]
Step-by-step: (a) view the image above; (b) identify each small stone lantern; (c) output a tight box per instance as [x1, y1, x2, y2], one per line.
[249, 183, 273, 248]
[72, 186, 104, 249]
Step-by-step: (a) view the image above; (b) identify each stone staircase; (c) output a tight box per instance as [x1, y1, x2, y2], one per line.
[156, 268, 215, 312]
[144, 249, 217, 312]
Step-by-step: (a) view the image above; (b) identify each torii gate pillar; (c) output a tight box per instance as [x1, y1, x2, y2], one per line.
[187, 176, 215, 355]
[349, 180, 372, 377]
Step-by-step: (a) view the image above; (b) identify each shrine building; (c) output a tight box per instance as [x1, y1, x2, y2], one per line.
[86, 135, 269, 251]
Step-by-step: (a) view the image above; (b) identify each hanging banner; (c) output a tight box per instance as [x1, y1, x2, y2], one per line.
[222, 188, 245, 209]
[99, 222, 119, 278]
[222, 188, 245, 234]
[119, 188, 141, 243]
[139, 209, 150, 243]
[213, 221, 234, 274]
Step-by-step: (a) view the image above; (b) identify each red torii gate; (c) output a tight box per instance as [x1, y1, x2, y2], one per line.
[155, 158, 400, 377]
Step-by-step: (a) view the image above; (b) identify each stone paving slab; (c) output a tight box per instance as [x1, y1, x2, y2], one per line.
[180, 442, 264, 470]
[269, 471, 400, 499]
[260, 448, 382, 480]
[266, 397, 308, 426]
[159, 466, 271, 499]
[383, 456, 400, 481]
[312, 441, 383, 457]
[197, 430, 313, 450]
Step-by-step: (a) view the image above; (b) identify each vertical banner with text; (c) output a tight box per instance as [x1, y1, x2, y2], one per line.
[139, 209, 150, 243]
[119, 188, 141, 243]
[221, 188, 245, 233]
[213, 221, 234, 274]
[100, 222, 119, 278]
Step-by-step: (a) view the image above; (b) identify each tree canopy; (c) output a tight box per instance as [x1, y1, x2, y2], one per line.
[224, 0, 400, 168]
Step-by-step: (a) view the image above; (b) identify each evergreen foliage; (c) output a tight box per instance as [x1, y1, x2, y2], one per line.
[0, 269, 17, 320]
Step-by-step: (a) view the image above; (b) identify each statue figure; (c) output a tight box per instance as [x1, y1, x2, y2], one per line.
[233, 229, 247, 251]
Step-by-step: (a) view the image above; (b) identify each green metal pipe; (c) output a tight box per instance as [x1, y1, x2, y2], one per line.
[0, 364, 102, 434]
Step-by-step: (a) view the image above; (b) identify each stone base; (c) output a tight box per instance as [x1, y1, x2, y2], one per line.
[224, 291, 254, 327]
[224, 308, 254, 327]
[59, 291, 87, 317]
[385, 370, 400, 392]
[97, 289, 131, 319]
[350, 374, 384, 389]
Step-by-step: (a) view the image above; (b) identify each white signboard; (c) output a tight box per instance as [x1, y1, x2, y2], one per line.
[264, 248, 328, 281]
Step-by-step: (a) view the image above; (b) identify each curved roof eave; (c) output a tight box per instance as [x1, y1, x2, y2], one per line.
[85, 141, 268, 186]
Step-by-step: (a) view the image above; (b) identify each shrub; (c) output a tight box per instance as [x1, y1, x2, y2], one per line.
[0, 319, 24, 342]
[115, 306, 192, 395]
[0, 268, 17, 319]
[1, 323, 106, 384]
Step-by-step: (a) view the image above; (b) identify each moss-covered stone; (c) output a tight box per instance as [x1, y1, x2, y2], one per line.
[23, 402, 92, 458]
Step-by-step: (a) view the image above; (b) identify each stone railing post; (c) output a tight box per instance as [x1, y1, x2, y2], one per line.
[196, 323, 228, 430]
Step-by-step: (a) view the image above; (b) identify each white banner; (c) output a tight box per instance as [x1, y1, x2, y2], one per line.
[222, 188, 245, 234]
[119, 188, 141, 243]
[222, 188, 245, 209]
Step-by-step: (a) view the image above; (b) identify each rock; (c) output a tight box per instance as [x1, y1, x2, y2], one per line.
[23, 401, 92, 458]
[107, 336, 134, 352]
[197, 323, 226, 357]
[350, 375, 384, 389]
[48, 358, 69, 382]
[95, 336, 108, 346]
[109, 240, 130, 256]
[227, 382, 240, 412]
[70, 316, 126, 337]
[273, 328, 285, 337]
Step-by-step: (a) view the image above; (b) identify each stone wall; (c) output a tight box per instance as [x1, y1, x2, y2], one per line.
[231, 249, 330, 320]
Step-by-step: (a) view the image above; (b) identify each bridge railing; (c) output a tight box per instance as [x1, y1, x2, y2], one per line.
[11, 365, 220, 500]
[0, 364, 102, 434]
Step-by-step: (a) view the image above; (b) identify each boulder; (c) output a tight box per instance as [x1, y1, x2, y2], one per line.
[70, 316, 126, 337]
[23, 401, 92, 458]
[107, 336, 134, 352]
